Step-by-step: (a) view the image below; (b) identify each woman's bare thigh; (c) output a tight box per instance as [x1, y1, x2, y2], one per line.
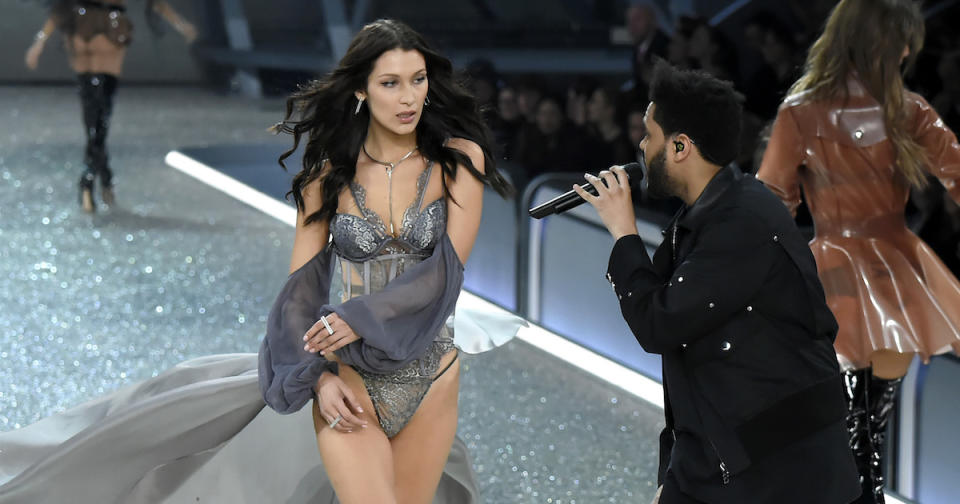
[869, 350, 915, 380]
[313, 363, 396, 504]
[68, 34, 126, 75]
[389, 351, 461, 504]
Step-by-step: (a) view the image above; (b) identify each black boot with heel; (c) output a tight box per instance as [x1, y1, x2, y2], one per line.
[843, 367, 905, 504]
[77, 72, 119, 212]
[77, 73, 98, 213]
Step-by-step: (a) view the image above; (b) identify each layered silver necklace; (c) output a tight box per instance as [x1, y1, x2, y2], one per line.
[362, 143, 419, 237]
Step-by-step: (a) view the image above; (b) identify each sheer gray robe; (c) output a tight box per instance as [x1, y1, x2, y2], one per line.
[259, 234, 464, 415]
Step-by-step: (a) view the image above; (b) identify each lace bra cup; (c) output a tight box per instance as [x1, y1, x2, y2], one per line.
[330, 163, 446, 261]
[331, 199, 445, 260]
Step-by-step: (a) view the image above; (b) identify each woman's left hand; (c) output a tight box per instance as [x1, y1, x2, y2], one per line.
[304, 313, 360, 355]
[25, 42, 43, 70]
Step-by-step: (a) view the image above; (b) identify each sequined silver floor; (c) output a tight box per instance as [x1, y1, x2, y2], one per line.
[0, 85, 663, 503]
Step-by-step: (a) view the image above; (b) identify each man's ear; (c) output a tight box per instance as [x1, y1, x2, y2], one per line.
[673, 134, 693, 161]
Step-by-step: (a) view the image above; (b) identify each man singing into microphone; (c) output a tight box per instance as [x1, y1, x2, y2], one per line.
[575, 62, 860, 503]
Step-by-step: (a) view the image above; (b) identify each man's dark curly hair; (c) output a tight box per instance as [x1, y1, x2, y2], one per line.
[648, 61, 744, 167]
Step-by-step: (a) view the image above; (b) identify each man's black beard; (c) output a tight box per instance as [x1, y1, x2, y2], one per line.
[645, 147, 674, 199]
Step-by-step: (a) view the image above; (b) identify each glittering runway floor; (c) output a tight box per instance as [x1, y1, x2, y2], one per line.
[0, 85, 663, 503]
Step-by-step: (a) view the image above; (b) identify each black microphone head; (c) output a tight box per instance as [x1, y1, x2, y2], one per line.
[621, 162, 644, 181]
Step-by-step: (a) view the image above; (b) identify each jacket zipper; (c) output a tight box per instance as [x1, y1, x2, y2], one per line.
[709, 440, 731, 485]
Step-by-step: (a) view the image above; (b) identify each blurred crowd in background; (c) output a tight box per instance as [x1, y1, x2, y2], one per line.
[454, 0, 960, 274]
[21, 0, 955, 274]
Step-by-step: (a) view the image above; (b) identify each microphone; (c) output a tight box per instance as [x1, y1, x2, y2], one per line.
[528, 162, 644, 219]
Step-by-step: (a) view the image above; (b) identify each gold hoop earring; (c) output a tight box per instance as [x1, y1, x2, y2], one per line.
[354, 97, 365, 116]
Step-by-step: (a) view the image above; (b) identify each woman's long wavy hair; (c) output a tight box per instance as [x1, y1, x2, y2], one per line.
[274, 19, 513, 226]
[789, 0, 928, 187]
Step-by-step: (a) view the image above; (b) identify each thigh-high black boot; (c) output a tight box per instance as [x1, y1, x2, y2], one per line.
[77, 73, 99, 212]
[843, 368, 874, 504]
[88, 73, 118, 205]
[866, 375, 904, 503]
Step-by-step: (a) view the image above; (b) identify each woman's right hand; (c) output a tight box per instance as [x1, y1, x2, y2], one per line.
[25, 42, 43, 70]
[315, 371, 368, 433]
[179, 21, 198, 45]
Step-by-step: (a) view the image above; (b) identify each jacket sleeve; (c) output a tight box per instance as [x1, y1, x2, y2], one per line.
[606, 211, 779, 354]
[912, 95, 960, 203]
[329, 233, 464, 373]
[258, 247, 339, 415]
[757, 105, 806, 217]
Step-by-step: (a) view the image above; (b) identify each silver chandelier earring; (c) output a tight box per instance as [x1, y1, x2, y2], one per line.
[424, 95, 431, 107]
[354, 97, 365, 115]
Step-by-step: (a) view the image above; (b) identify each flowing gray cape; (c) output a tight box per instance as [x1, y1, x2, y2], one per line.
[0, 235, 525, 502]
[0, 354, 479, 503]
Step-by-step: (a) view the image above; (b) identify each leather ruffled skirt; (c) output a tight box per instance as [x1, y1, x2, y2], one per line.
[813, 223, 960, 369]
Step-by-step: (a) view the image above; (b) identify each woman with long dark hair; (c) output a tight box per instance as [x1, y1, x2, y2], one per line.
[1, 18, 521, 504]
[757, 1, 960, 502]
[24, 0, 196, 212]
[259, 19, 513, 502]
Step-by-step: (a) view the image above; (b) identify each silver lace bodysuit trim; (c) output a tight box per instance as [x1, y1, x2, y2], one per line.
[328, 161, 457, 437]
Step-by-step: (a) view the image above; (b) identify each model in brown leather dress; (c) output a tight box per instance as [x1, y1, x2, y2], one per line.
[24, 1, 196, 213]
[757, 1, 960, 502]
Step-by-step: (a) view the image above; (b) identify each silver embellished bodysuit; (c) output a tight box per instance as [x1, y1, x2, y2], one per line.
[328, 162, 457, 438]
